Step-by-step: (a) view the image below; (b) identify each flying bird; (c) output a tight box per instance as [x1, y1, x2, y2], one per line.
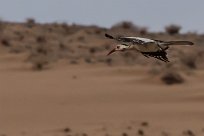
[105, 33, 194, 62]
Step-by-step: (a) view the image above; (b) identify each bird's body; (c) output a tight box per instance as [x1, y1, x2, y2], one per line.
[105, 33, 194, 62]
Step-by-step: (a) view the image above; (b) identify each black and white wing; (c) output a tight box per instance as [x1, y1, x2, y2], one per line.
[120, 37, 149, 45]
[141, 50, 169, 62]
[105, 33, 152, 45]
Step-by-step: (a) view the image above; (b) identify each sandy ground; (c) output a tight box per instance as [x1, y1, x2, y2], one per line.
[1, 54, 204, 136]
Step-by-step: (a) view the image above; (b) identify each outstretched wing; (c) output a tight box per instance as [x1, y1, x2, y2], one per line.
[161, 41, 194, 46]
[105, 33, 149, 45]
[141, 51, 169, 62]
[121, 37, 147, 45]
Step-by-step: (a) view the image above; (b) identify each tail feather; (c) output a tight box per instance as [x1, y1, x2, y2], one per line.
[162, 41, 194, 46]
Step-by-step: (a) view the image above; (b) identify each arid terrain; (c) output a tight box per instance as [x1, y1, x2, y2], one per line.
[1, 20, 204, 136]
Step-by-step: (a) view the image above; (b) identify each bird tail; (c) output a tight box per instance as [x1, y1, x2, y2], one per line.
[161, 41, 194, 46]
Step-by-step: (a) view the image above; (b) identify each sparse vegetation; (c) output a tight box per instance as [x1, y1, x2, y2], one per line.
[105, 58, 112, 66]
[84, 57, 93, 63]
[1, 38, 10, 47]
[70, 59, 78, 64]
[137, 129, 144, 136]
[63, 127, 71, 133]
[111, 21, 139, 31]
[0, 20, 203, 73]
[61, 22, 70, 34]
[161, 71, 184, 85]
[36, 35, 46, 43]
[27, 43, 53, 70]
[89, 47, 97, 54]
[141, 121, 149, 127]
[32, 59, 49, 70]
[25, 18, 36, 28]
[122, 132, 128, 136]
[165, 24, 181, 35]
[77, 36, 85, 41]
[180, 53, 197, 69]
[139, 27, 148, 35]
[0, 20, 204, 136]
[183, 130, 195, 136]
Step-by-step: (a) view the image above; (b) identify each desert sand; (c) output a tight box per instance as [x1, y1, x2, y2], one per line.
[1, 21, 204, 136]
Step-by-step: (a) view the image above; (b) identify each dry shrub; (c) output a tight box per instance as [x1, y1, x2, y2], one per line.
[180, 53, 197, 69]
[32, 59, 49, 70]
[59, 43, 67, 50]
[89, 47, 97, 54]
[15, 32, 24, 41]
[63, 127, 71, 133]
[84, 57, 93, 63]
[137, 129, 144, 136]
[27, 45, 52, 71]
[139, 27, 148, 35]
[105, 58, 112, 66]
[161, 71, 184, 85]
[25, 18, 36, 28]
[165, 24, 181, 35]
[141, 121, 149, 127]
[122, 132, 128, 136]
[61, 23, 70, 35]
[77, 36, 85, 41]
[1, 38, 10, 47]
[9, 45, 25, 53]
[70, 60, 78, 64]
[94, 28, 102, 34]
[111, 21, 138, 31]
[183, 130, 195, 136]
[36, 35, 46, 43]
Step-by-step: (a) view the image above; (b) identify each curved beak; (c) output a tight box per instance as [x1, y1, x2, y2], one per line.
[107, 48, 116, 56]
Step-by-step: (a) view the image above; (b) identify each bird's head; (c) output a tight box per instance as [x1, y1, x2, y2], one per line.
[107, 44, 129, 55]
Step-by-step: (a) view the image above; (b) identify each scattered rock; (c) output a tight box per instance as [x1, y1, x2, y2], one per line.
[122, 132, 128, 136]
[183, 129, 195, 136]
[140, 121, 149, 127]
[137, 129, 144, 136]
[63, 127, 71, 133]
[81, 133, 88, 136]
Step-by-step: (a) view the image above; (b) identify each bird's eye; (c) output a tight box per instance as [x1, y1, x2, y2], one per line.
[116, 46, 120, 49]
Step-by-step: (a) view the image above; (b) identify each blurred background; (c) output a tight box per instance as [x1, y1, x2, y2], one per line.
[1, 0, 204, 136]
[1, 0, 204, 33]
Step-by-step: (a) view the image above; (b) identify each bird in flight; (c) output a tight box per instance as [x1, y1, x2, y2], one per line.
[105, 33, 194, 62]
